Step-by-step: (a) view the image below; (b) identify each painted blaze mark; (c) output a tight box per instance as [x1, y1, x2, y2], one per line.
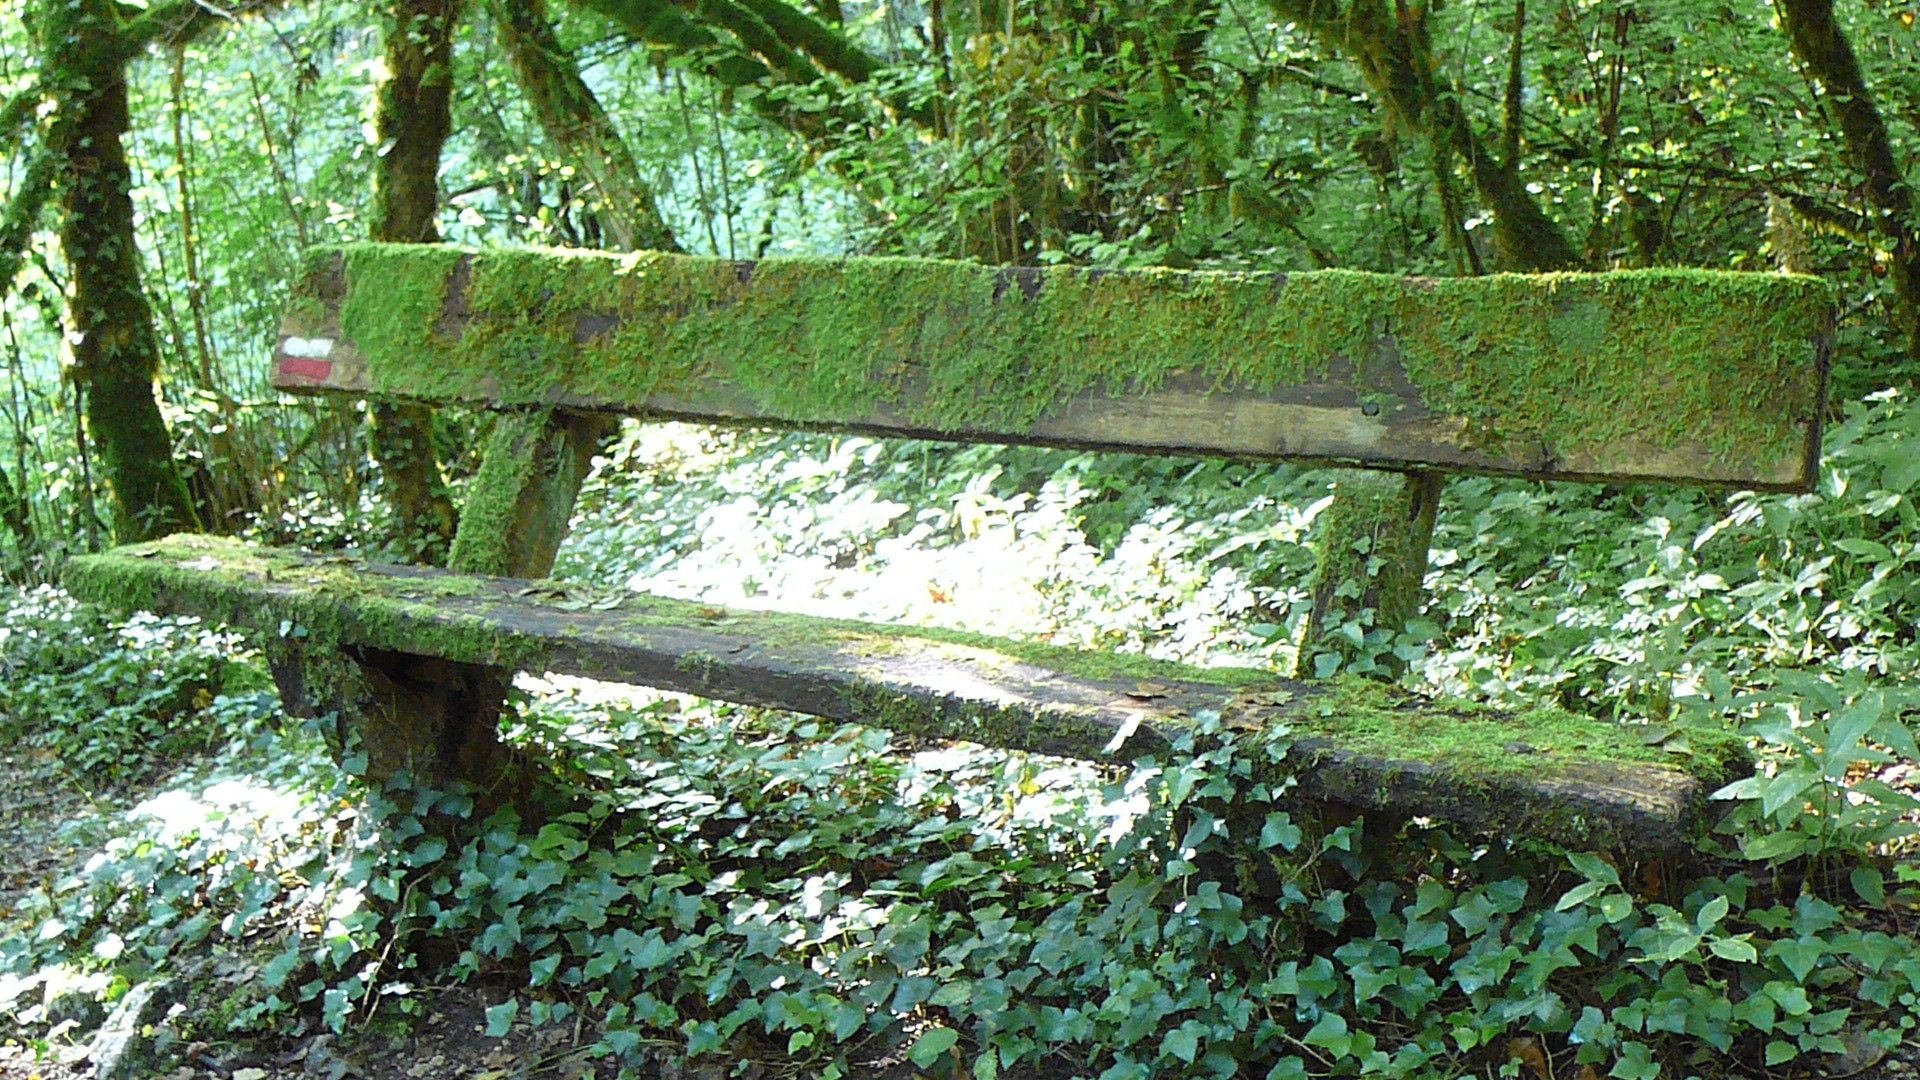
[278, 337, 336, 381]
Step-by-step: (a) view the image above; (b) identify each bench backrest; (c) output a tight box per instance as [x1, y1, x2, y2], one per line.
[274, 244, 1834, 490]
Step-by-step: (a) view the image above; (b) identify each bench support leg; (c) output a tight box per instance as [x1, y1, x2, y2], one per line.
[270, 645, 522, 801]
[279, 408, 614, 806]
[1295, 469, 1443, 679]
[447, 409, 614, 579]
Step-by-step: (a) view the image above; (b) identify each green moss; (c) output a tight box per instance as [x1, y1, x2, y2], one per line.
[1284, 675, 1751, 789]
[446, 410, 553, 577]
[63, 535, 1749, 793]
[62, 535, 1752, 846]
[61, 534, 545, 671]
[311, 243, 1833, 475]
[333, 244, 466, 363]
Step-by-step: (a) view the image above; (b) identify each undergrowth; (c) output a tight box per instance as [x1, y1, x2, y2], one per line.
[8, 390, 1920, 1076]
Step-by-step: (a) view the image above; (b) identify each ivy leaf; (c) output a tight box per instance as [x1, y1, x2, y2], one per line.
[1767, 937, 1826, 982]
[484, 999, 517, 1037]
[1302, 1012, 1351, 1057]
[1265, 1058, 1309, 1080]
[909, 1027, 960, 1068]
[1162, 1022, 1201, 1064]
[1609, 1040, 1659, 1080]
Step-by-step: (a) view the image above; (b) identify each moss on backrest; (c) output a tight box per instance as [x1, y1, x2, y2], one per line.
[302, 244, 1832, 477]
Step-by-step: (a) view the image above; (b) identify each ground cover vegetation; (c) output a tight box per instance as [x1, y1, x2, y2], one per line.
[6, 0, 1920, 1077]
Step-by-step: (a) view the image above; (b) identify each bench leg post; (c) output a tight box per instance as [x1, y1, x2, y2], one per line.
[269, 645, 523, 803]
[447, 408, 614, 579]
[1295, 469, 1443, 679]
[275, 409, 614, 810]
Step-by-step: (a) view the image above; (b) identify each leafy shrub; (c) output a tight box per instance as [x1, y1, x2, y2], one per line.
[9, 693, 1916, 1079]
[0, 586, 269, 784]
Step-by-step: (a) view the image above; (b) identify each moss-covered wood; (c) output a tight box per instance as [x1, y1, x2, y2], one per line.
[366, 0, 462, 566]
[274, 244, 1831, 489]
[66, 535, 1754, 851]
[448, 408, 610, 579]
[1296, 469, 1443, 678]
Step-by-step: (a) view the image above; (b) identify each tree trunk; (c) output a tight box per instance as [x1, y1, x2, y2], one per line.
[1776, 0, 1920, 368]
[0, 461, 35, 570]
[1269, 0, 1578, 272]
[369, 0, 462, 565]
[38, 0, 201, 544]
[491, 0, 679, 252]
[0, 150, 55, 309]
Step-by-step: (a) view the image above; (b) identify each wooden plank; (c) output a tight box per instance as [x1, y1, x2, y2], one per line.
[271, 244, 1832, 489]
[65, 535, 1753, 851]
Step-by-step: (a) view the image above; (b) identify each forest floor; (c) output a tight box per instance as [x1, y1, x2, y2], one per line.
[2, 746, 1919, 1080]
[0, 722, 943, 1080]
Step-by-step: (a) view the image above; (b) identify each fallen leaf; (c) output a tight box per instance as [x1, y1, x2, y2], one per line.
[1825, 1026, 1890, 1077]
[1507, 1036, 1549, 1079]
[234, 1069, 269, 1080]
[1125, 682, 1170, 701]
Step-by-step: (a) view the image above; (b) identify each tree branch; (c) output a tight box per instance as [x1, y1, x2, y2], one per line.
[0, 150, 55, 309]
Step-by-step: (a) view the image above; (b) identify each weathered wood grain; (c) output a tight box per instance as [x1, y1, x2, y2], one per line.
[270, 244, 1832, 489]
[66, 535, 1749, 851]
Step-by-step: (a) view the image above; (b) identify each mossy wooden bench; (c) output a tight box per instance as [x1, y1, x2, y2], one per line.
[63, 244, 1834, 853]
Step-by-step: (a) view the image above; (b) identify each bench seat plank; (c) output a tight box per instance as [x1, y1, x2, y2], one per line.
[66, 535, 1751, 851]
[273, 244, 1831, 489]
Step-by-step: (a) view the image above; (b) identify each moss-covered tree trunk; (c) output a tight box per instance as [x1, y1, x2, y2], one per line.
[1776, 0, 1920, 369]
[37, 0, 201, 544]
[491, 0, 679, 253]
[368, 0, 462, 566]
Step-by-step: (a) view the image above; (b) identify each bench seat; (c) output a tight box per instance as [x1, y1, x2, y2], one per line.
[66, 534, 1752, 852]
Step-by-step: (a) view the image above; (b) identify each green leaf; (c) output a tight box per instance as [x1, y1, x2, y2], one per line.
[909, 1027, 960, 1068]
[1742, 830, 1808, 862]
[1556, 880, 1607, 911]
[1831, 537, 1893, 559]
[930, 980, 973, 1007]
[1768, 938, 1826, 982]
[529, 955, 562, 986]
[1696, 894, 1730, 930]
[1852, 866, 1888, 908]
[1707, 936, 1758, 963]
[1567, 852, 1620, 886]
[485, 999, 518, 1038]
[1760, 769, 1820, 819]
[1260, 812, 1303, 851]
[1609, 1041, 1658, 1080]
[1163, 1023, 1201, 1064]
[1265, 1058, 1309, 1080]
[1302, 1012, 1351, 1057]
